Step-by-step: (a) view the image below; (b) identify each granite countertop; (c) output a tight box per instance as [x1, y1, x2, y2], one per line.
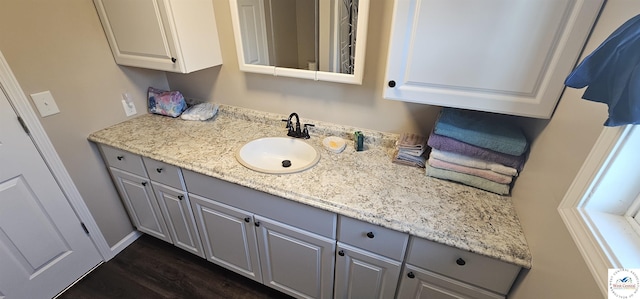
[89, 105, 532, 269]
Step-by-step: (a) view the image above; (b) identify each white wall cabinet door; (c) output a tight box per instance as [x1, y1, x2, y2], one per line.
[255, 215, 335, 299]
[152, 182, 204, 258]
[189, 193, 263, 283]
[384, 0, 603, 118]
[110, 167, 172, 243]
[94, 0, 223, 73]
[333, 242, 402, 299]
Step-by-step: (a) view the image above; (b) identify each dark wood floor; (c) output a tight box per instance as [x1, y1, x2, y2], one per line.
[59, 234, 293, 299]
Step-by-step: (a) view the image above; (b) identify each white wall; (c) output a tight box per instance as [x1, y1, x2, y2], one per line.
[509, 1, 640, 298]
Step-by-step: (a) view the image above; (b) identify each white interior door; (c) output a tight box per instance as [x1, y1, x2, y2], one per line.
[0, 89, 102, 299]
[237, 0, 270, 65]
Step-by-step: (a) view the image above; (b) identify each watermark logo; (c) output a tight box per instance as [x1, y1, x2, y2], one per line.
[609, 269, 640, 298]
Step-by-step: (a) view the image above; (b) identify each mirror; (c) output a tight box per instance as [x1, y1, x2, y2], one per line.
[230, 0, 369, 84]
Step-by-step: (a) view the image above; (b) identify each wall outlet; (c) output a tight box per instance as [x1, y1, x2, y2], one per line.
[31, 91, 60, 117]
[121, 93, 137, 116]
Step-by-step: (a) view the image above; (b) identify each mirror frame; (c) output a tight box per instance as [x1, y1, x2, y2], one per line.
[229, 0, 370, 85]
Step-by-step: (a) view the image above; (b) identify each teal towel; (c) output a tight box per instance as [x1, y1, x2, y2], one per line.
[426, 165, 510, 195]
[434, 108, 528, 156]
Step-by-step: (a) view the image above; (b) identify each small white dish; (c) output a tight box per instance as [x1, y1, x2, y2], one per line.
[322, 136, 346, 153]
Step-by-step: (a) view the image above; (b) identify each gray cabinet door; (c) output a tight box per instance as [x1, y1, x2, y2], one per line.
[152, 182, 204, 258]
[110, 167, 171, 243]
[189, 193, 263, 283]
[255, 215, 335, 299]
[333, 242, 401, 299]
[396, 265, 503, 299]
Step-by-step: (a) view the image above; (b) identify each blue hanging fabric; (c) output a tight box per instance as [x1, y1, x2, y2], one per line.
[564, 14, 640, 127]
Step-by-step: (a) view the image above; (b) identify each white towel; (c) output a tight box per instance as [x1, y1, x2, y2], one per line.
[430, 149, 518, 176]
[180, 103, 219, 121]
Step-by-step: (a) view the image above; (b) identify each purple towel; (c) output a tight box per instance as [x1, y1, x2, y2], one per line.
[428, 133, 526, 172]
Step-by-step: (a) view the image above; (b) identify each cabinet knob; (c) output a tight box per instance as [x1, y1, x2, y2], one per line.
[178, 195, 184, 200]
[456, 258, 466, 266]
[116, 155, 124, 160]
[388, 80, 396, 88]
[171, 57, 177, 63]
[156, 168, 163, 173]
[407, 272, 415, 279]
[366, 232, 375, 239]
[141, 181, 147, 186]
[244, 217, 251, 223]
[338, 250, 345, 256]
[254, 221, 261, 227]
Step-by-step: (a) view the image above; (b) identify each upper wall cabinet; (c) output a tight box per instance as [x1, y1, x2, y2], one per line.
[94, 0, 223, 73]
[384, 0, 604, 118]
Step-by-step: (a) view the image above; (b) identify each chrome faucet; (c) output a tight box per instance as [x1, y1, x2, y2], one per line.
[282, 112, 314, 139]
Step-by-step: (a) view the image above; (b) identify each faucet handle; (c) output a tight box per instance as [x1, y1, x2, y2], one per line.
[302, 123, 315, 139]
[281, 118, 292, 129]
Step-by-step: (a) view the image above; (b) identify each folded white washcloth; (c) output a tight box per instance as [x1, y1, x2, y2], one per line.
[180, 103, 219, 121]
[396, 133, 427, 151]
[430, 149, 518, 176]
[393, 149, 426, 168]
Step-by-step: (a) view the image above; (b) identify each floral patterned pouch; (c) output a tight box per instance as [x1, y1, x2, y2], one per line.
[147, 87, 186, 117]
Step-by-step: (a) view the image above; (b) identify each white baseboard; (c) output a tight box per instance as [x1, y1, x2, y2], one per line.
[105, 231, 143, 261]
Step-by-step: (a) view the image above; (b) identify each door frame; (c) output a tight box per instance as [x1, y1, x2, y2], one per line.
[0, 51, 112, 261]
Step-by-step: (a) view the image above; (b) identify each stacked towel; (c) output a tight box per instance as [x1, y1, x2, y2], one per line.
[426, 108, 528, 195]
[434, 108, 528, 156]
[393, 133, 427, 168]
[427, 133, 526, 171]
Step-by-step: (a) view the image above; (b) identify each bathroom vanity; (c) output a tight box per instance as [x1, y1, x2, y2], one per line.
[89, 106, 531, 299]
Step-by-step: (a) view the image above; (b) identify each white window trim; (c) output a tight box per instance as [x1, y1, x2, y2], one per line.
[628, 194, 640, 233]
[559, 125, 640, 296]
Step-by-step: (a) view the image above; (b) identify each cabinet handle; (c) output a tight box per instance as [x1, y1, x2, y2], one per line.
[407, 272, 415, 279]
[388, 80, 396, 88]
[456, 258, 466, 266]
[338, 250, 345, 256]
[156, 168, 163, 173]
[171, 57, 177, 63]
[366, 232, 375, 239]
[178, 195, 184, 201]
[254, 221, 261, 227]
[244, 217, 251, 223]
[116, 155, 124, 160]
[141, 181, 147, 186]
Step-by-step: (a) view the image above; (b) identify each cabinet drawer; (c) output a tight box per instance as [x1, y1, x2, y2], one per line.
[183, 169, 337, 239]
[397, 265, 503, 299]
[100, 144, 147, 177]
[143, 157, 184, 190]
[406, 237, 520, 295]
[338, 216, 408, 260]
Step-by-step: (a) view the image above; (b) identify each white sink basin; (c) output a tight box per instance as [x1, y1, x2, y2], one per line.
[236, 137, 320, 174]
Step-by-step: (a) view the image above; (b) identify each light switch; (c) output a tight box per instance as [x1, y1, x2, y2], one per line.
[121, 92, 137, 116]
[31, 91, 60, 117]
